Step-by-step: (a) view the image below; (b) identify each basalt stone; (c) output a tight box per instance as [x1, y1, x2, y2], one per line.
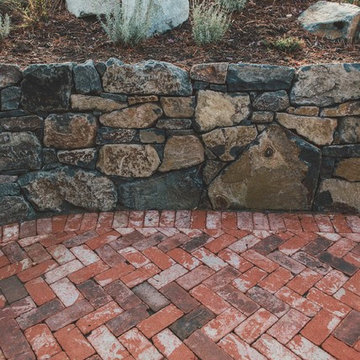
[0, 175, 19, 196]
[156, 118, 193, 130]
[21, 63, 73, 111]
[0, 132, 42, 172]
[276, 113, 337, 146]
[160, 97, 195, 118]
[96, 128, 137, 145]
[291, 63, 360, 107]
[321, 101, 360, 117]
[190, 63, 229, 84]
[335, 117, 360, 144]
[118, 167, 203, 209]
[159, 135, 205, 172]
[102, 60, 192, 96]
[202, 125, 257, 161]
[208, 125, 321, 211]
[253, 90, 290, 111]
[195, 90, 250, 132]
[100, 103, 162, 128]
[139, 129, 165, 143]
[335, 158, 360, 182]
[322, 144, 360, 157]
[100, 93, 128, 103]
[227, 64, 295, 91]
[0, 196, 34, 225]
[71, 94, 127, 112]
[0, 64, 22, 88]
[43, 148, 58, 165]
[315, 179, 360, 212]
[73, 60, 102, 94]
[19, 167, 117, 212]
[1, 86, 21, 111]
[57, 148, 97, 169]
[97, 144, 160, 177]
[203, 160, 226, 185]
[44, 113, 97, 150]
[0, 115, 43, 132]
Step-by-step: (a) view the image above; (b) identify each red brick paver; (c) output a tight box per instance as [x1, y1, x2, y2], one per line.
[0, 211, 360, 360]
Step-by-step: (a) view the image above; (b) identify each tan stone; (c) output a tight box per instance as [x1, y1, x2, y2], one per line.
[160, 97, 195, 118]
[71, 94, 127, 112]
[321, 101, 360, 117]
[44, 113, 97, 150]
[97, 144, 160, 177]
[202, 126, 257, 161]
[335, 158, 360, 182]
[319, 179, 360, 212]
[57, 148, 97, 167]
[276, 113, 337, 146]
[139, 129, 165, 143]
[128, 95, 159, 105]
[252, 112, 274, 124]
[190, 63, 229, 84]
[99, 103, 163, 128]
[287, 106, 319, 116]
[195, 90, 250, 132]
[208, 125, 321, 211]
[159, 135, 204, 172]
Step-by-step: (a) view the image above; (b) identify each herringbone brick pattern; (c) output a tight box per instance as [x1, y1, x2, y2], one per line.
[0, 211, 360, 360]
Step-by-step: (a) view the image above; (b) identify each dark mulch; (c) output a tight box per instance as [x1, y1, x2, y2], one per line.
[1, 0, 359, 69]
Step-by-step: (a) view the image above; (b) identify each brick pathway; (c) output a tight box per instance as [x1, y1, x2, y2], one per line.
[0, 211, 360, 360]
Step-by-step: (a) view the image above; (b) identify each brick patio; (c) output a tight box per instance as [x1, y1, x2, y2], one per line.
[0, 211, 360, 360]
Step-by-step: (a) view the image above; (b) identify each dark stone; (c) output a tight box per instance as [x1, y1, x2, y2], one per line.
[193, 81, 209, 90]
[0, 110, 28, 118]
[170, 306, 215, 340]
[1, 86, 21, 110]
[42, 148, 58, 165]
[253, 90, 290, 111]
[73, 60, 102, 95]
[0, 175, 20, 196]
[96, 127, 137, 144]
[318, 252, 358, 276]
[0, 115, 43, 132]
[0, 196, 34, 225]
[100, 93, 128, 102]
[21, 64, 73, 111]
[335, 117, 360, 144]
[209, 84, 227, 92]
[0, 132, 42, 172]
[320, 157, 336, 178]
[0, 64, 22, 88]
[322, 145, 360, 157]
[57, 148, 97, 169]
[118, 167, 203, 210]
[227, 64, 295, 91]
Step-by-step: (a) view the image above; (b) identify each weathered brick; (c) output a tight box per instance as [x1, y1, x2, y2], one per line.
[143, 247, 175, 270]
[106, 304, 149, 336]
[68, 260, 109, 284]
[70, 245, 100, 266]
[333, 310, 360, 346]
[44, 260, 83, 284]
[252, 235, 284, 255]
[316, 269, 348, 295]
[334, 287, 360, 311]
[203, 266, 240, 292]
[253, 334, 300, 360]
[287, 268, 322, 295]
[121, 263, 160, 288]
[247, 286, 289, 317]
[167, 248, 200, 270]
[235, 308, 277, 344]
[253, 213, 270, 230]
[50, 278, 81, 307]
[344, 270, 360, 296]
[181, 233, 210, 252]
[0, 275, 28, 303]
[153, 329, 196, 360]
[288, 335, 335, 360]
[303, 237, 333, 256]
[86, 231, 120, 250]
[95, 244, 125, 267]
[218, 249, 253, 272]
[77, 301, 123, 334]
[132, 281, 169, 312]
[232, 266, 267, 292]
[119, 328, 162, 360]
[268, 251, 305, 274]
[322, 336, 360, 360]
[19, 259, 59, 283]
[63, 230, 98, 248]
[25, 277, 56, 305]
[318, 252, 358, 276]
[45, 299, 94, 331]
[291, 251, 330, 275]
[17, 299, 64, 330]
[301, 309, 341, 345]
[48, 245, 75, 265]
[77, 279, 111, 309]
[176, 265, 214, 291]
[104, 280, 141, 310]
[0, 259, 32, 281]
[160, 282, 199, 313]
[184, 330, 233, 360]
[94, 262, 134, 287]
[2, 242, 28, 263]
[229, 234, 260, 253]
[24, 243, 51, 264]
[258, 267, 293, 293]
[192, 248, 227, 271]
[148, 264, 188, 289]
[202, 307, 245, 342]
[55, 324, 95, 360]
[10, 296, 36, 317]
[25, 324, 61, 360]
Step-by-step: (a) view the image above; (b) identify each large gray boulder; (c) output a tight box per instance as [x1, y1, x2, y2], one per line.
[298, 1, 360, 42]
[66, 0, 189, 37]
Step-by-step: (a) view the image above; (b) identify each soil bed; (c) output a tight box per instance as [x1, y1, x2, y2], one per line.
[1, 0, 359, 68]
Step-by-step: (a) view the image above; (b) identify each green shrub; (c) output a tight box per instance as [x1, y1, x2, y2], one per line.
[100, 0, 154, 46]
[215, 0, 247, 12]
[0, 12, 10, 40]
[270, 36, 304, 53]
[22, 0, 50, 24]
[192, 1, 231, 45]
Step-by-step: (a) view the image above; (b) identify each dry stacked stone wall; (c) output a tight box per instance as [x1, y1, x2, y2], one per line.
[0, 59, 359, 224]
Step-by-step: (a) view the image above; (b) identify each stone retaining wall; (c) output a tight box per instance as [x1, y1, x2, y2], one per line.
[0, 59, 359, 224]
